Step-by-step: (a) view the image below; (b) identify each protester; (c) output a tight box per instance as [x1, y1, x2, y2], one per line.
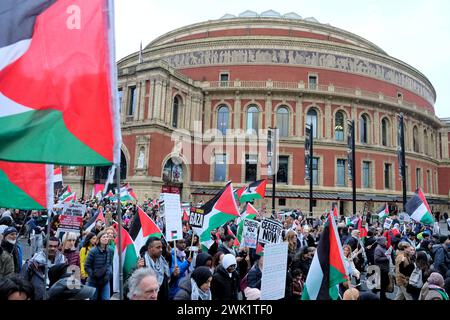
[127, 267, 160, 300]
[84, 230, 114, 300]
[79, 232, 97, 283]
[174, 266, 212, 300]
[169, 239, 191, 299]
[211, 254, 239, 300]
[61, 232, 80, 268]
[420, 272, 449, 300]
[0, 227, 22, 278]
[26, 211, 45, 255]
[374, 236, 391, 300]
[247, 255, 263, 290]
[0, 274, 34, 300]
[342, 244, 360, 281]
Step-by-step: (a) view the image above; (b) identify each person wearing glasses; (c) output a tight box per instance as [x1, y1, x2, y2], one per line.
[60, 232, 80, 268]
[211, 254, 239, 300]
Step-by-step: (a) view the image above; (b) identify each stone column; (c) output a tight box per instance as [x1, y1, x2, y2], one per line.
[160, 80, 168, 124]
[296, 97, 303, 137]
[265, 93, 272, 129]
[147, 79, 155, 120]
[234, 92, 241, 130]
[204, 94, 211, 131]
[138, 80, 146, 121]
[373, 111, 380, 145]
[325, 101, 332, 139]
[153, 80, 162, 121]
[185, 94, 192, 131]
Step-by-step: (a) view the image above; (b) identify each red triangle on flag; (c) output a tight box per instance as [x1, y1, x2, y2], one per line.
[137, 206, 161, 237]
[182, 210, 189, 222]
[214, 184, 240, 217]
[255, 179, 267, 198]
[256, 242, 264, 255]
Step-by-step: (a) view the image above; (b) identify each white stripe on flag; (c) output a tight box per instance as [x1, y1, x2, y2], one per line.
[0, 39, 31, 71]
[411, 203, 428, 222]
[303, 252, 323, 300]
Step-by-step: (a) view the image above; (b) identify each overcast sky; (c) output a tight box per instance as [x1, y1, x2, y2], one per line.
[114, 0, 450, 118]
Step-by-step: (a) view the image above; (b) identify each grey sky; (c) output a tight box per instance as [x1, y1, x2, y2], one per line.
[114, 0, 450, 118]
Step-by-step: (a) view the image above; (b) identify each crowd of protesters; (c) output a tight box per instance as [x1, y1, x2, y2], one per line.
[0, 198, 449, 301]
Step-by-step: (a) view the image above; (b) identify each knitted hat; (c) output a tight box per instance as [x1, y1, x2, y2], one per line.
[222, 254, 237, 269]
[3, 226, 18, 237]
[191, 266, 212, 287]
[244, 287, 261, 300]
[428, 272, 444, 287]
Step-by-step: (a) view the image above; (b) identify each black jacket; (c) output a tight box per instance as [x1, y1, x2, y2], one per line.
[211, 265, 239, 300]
[374, 243, 390, 274]
[247, 264, 262, 289]
[84, 246, 113, 287]
[364, 236, 377, 265]
[432, 244, 450, 278]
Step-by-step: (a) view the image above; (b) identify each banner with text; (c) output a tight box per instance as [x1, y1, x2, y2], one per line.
[258, 219, 283, 245]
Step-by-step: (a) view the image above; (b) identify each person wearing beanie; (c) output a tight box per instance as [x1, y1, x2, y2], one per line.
[420, 272, 449, 300]
[211, 254, 239, 300]
[174, 266, 212, 300]
[0, 227, 22, 278]
[244, 287, 261, 300]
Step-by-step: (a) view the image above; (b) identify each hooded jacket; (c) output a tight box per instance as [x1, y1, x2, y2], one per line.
[211, 265, 239, 300]
[173, 276, 192, 300]
[431, 244, 449, 278]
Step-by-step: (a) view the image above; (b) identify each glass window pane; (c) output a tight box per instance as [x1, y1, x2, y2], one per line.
[128, 86, 136, 116]
[337, 159, 346, 186]
[363, 161, 371, 188]
[277, 156, 288, 183]
[214, 154, 226, 181]
[335, 112, 344, 141]
[245, 154, 257, 181]
[384, 164, 391, 189]
[306, 109, 318, 138]
[172, 96, 179, 128]
[247, 106, 259, 134]
[312, 157, 319, 185]
[277, 107, 289, 137]
[217, 106, 229, 135]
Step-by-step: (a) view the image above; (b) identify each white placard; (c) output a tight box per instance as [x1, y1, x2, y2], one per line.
[62, 203, 86, 217]
[383, 217, 393, 230]
[260, 242, 288, 300]
[162, 193, 183, 241]
[258, 218, 283, 245]
[242, 219, 260, 249]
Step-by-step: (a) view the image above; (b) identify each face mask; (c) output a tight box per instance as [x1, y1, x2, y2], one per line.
[7, 239, 16, 245]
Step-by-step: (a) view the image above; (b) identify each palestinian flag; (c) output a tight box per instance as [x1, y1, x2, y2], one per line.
[239, 179, 267, 203]
[106, 190, 115, 200]
[236, 203, 258, 244]
[113, 226, 138, 293]
[226, 226, 240, 247]
[331, 203, 339, 218]
[256, 242, 265, 256]
[182, 210, 189, 222]
[0, 161, 53, 210]
[357, 217, 368, 239]
[128, 206, 162, 255]
[83, 208, 105, 234]
[302, 213, 348, 300]
[234, 186, 246, 202]
[53, 167, 63, 192]
[0, 0, 120, 166]
[405, 188, 434, 225]
[377, 203, 389, 220]
[383, 230, 393, 249]
[58, 185, 72, 201]
[91, 184, 104, 200]
[192, 182, 240, 249]
[62, 191, 76, 204]
[120, 184, 137, 202]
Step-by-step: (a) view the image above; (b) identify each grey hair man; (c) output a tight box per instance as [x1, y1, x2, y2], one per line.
[127, 267, 159, 300]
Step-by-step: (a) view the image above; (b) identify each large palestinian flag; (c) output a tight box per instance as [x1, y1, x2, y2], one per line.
[302, 213, 348, 300]
[239, 179, 267, 203]
[193, 182, 241, 249]
[113, 226, 138, 293]
[0, 160, 53, 210]
[0, 0, 120, 165]
[405, 188, 434, 225]
[236, 203, 258, 244]
[128, 206, 163, 255]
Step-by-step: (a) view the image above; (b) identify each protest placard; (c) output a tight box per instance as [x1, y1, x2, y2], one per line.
[189, 207, 205, 228]
[162, 193, 183, 241]
[56, 214, 83, 237]
[62, 203, 86, 217]
[383, 217, 393, 229]
[260, 242, 288, 300]
[258, 218, 283, 245]
[242, 219, 260, 248]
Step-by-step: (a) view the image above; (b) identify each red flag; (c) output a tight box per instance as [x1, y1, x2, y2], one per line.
[357, 218, 368, 238]
[0, 0, 120, 165]
[182, 210, 189, 222]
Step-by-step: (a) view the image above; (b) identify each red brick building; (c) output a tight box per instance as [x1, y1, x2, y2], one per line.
[65, 11, 450, 216]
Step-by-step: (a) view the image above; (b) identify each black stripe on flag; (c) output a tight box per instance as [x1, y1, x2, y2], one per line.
[0, 0, 56, 48]
[405, 194, 422, 216]
[128, 213, 141, 241]
[316, 219, 331, 300]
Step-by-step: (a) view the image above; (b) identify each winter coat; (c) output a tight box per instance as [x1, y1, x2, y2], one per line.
[395, 251, 414, 287]
[0, 240, 21, 274]
[0, 246, 14, 278]
[374, 243, 390, 274]
[211, 265, 239, 300]
[169, 250, 190, 299]
[247, 264, 262, 289]
[84, 245, 113, 287]
[431, 244, 449, 278]
[420, 282, 449, 300]
[173, 276, 192, 300]
[79, 245, 94, 279]
[364, 236, 377, 265]
[62, 248, 80, 268]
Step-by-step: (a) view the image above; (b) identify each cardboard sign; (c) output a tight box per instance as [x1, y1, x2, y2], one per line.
[189, 208, 205, 228]
[62, 203, 86, 217]
[383, 217, 393, 230]
[242, 219, 260, 249]
[260, 242, 288, 300]
[57, 214, 83, 236]
[162, 193, 183, 241]
[258, 218, 283, 245]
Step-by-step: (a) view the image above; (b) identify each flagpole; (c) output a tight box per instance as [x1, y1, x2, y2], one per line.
[399, 114, 407, 211]
[116, 165, 123, 300]
[309, 124, 314, 217]
[81, 166, 87, 200]
[43, 208, 53, 300]
[351, 120, 356, 216]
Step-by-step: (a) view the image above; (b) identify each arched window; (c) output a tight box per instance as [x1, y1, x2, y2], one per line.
[413, 126, 419, 153]
[217, 105, 229, 135]
[172, 96, 180, 128]
[276, 106, 289, 137]
[381, 118, 390, 146]
[246, 105, 260, 134]
[163, 158, 183, 183]
[360, 114, 369, 144]
[306, 108, 318, 138]
[334, 111, 344, 141]
[423, 130, 428, 155]
[94, 150, 127, 182]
